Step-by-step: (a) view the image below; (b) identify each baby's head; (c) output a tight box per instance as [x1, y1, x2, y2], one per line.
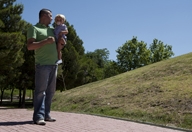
[55, 14, 66, 25]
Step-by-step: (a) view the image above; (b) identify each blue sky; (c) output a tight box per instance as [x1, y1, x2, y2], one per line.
[17, 0, 192, 60]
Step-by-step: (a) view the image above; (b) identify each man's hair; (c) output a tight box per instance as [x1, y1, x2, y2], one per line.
[39, 8, 52, 19]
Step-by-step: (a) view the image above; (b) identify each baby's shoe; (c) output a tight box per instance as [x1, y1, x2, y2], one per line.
[56, 59, 62, 64]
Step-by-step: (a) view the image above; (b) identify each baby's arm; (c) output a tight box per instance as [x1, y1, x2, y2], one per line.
[59, 25, 68, 36]
[58, 29, 68, 38]
[60, 29, 68, 35]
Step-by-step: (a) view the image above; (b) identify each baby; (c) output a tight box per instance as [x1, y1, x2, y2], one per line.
[54, 14, 68, 64]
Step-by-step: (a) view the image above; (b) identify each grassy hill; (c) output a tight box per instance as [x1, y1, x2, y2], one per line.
[52, 52, 192, 130]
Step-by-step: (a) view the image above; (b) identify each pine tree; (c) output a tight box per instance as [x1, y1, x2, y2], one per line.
[0, 0, 25, 104]
[56, 22, 85, 90]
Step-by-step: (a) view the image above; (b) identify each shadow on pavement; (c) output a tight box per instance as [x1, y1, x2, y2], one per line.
[0, 121, 33, 126]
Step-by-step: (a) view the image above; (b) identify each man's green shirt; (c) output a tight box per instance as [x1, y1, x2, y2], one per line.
[27, 23, 58, 65]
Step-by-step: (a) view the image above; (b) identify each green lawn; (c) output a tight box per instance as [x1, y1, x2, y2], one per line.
[51, 52, 192, 130]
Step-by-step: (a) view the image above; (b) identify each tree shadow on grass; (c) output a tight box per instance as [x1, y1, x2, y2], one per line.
[0, 100, 33, 109]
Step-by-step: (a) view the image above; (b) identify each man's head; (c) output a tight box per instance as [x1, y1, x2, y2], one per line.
[39, 8, 53, 26]
[54, 14, 65, 26]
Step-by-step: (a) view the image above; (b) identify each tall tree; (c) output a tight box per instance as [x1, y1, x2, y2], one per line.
[103, 60, 120, 78]
[57, 22, 85, 90]
[61, 41, 80, 89]
[86, 48, 109, 68]
[0, 0, 25, 104]
[16, 21, 34, 107]
[116, 37, 150, 72]
[149, 39, 174, 63]
[77, 55, 98, 84]
[116, 37, 174, 72]
[66, 22, 84, 56]
[84, 48, 110, 81]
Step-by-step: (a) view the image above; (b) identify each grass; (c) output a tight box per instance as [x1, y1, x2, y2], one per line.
[51, 52, 192, 130]
[1, 89, 33, 108]
[2, 89, 33, 99]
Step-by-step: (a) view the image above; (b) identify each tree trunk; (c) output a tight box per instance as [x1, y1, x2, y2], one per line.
[32, 89, 34, 107]
[0, 89, 5, 105]
[21, 88, 26, 108]
[18, 88, 22, 108]
[10, 87, 14, 103]
[61, 74, 66, 92]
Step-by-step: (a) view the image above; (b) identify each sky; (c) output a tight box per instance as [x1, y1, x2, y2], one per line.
[17, 0, 192, 61]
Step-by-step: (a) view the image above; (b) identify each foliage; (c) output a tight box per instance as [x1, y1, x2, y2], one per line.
[103, 61, 120, 78]
[149, 39, 174, 63]
[0, 0, 25, 104]
[86, 48, 109, 68]
[57, 22, 85, 90]
[116, 37, 174, 72]
[17, 21, 34, 107]
[77, 55, 98, 84]
[84, 48, 115, 81]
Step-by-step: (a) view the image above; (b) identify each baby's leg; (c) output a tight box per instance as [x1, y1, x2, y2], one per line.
[58, 37, 66, 58]
[55, 42, 63, 64]
[57, 43, 62, 60]
[61, 38, 66, 45]
[57, 37, 66, 61]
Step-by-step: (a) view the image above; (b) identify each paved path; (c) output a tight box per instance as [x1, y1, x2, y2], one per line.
[0, 107, 189, 132]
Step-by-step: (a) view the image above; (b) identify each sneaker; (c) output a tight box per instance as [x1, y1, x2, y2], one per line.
[56, 60, 62, 64]
[45, 117, 56, 122]
[35, 119, 46, 125]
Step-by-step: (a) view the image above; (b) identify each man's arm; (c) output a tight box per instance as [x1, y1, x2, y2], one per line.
[27, 37, 55, 50]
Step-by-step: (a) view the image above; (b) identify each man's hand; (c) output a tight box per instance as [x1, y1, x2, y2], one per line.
[27, 36, 56, 50]
[46, 37, 55, 44]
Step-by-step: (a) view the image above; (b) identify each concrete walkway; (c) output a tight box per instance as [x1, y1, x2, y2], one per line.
[0, 107, 189, 132]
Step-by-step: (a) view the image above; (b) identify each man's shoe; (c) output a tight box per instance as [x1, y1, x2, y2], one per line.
[45, 118, 56, 122]
[35, 119, 46, 125]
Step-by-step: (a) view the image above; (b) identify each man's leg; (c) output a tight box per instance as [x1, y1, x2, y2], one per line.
[45, 65, 58, 121]
[33, 65, 50, 123]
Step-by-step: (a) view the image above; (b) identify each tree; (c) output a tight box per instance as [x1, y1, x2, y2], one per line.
[103, 60, 120, 78]
[16, 21, 34, 108]
[61, 41, 80, 89]
[0, 0, 25, 104]
[86, 48, 109, 68]
[84, 48, 111, 81]
[149, 39, 174, 63]
[57, 22, 85, 90]
[116, 37, 150, 72]
[116, 37, 174, 72]
[66, 22, 84, 56]
[77, 55, 98, 84]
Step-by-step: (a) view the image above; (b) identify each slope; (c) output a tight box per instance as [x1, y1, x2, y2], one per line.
[52, 52, 192, 130]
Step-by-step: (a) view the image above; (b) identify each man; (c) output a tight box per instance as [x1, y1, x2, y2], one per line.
[27, 8, 64, 125]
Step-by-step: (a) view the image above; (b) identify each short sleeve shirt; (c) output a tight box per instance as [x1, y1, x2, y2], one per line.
[27, 23, 58, 65]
